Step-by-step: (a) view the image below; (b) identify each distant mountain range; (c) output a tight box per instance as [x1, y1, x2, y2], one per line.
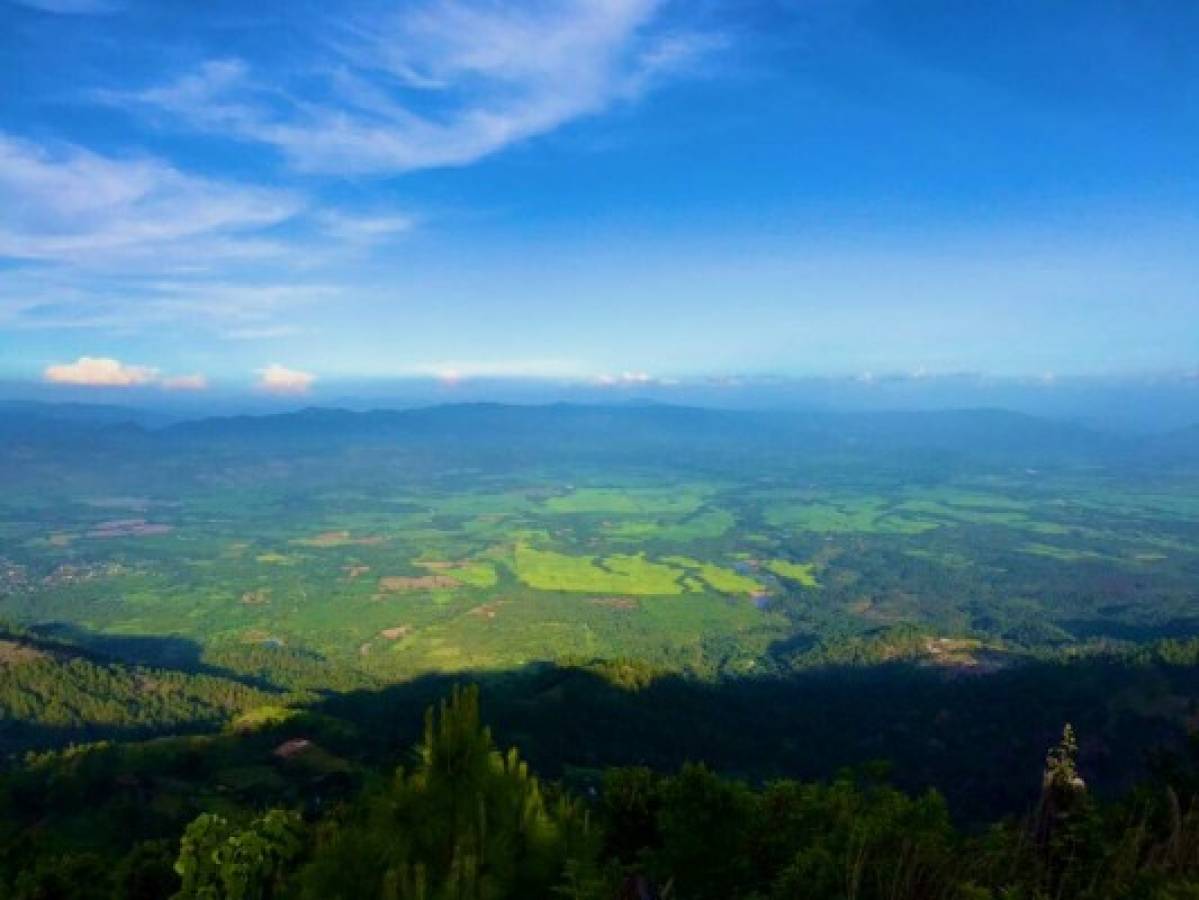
[0, 400, 1195, 467]
[0, 399, 179, 429]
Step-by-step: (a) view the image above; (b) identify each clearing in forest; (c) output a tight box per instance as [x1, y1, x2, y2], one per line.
[413, 559, 498, 588]
[662, 557, 764, 595]
[766, 560, 821, 588]
[511, 544, 684, 595]
[378, 575, 463, 592]
[294, 531, 385, 548]
[543, 486, 709, 515]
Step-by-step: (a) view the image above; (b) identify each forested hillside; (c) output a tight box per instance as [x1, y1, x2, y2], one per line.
[6, 686, 1199, 899]
[0, 625, 281, 751]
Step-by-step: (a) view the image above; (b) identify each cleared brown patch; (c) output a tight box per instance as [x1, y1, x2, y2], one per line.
[88, 518, 173, 539]
[342, 564, 371, 579]
[467, 601, 507, 620]
[920, 637, 1008, 675]
[295, 530, 384, 548]
[379, 626, 410, 640]
[48, 533, 74, 547]
[240, 588, 272, 606]
[134, 674, 165, 695]
[378, 574, 462, 592]
[587, 596, 640, 611]
[0, 639, 48, 666]
[42, 562, 131, 586]
[273, 738, 312, 759]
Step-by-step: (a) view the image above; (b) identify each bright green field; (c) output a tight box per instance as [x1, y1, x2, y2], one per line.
[511, 545, 685, 595]
[766, 560, 820, 588]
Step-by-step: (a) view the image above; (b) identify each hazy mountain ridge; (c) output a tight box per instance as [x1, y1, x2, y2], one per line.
[3, 400, 1192, 470]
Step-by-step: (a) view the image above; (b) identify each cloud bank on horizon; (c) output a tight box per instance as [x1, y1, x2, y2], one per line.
[1, 0, 1197, 389]
[44, 356, 157, 387]
[255, 364, 316, 395]
[43, 356, 209, 390]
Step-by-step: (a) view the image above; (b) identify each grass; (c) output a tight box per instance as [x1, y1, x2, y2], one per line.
[662, 556, 763, 595]
[763, 487, 1075, 536]
[1021, 543, 1105, 563]
[766, 560, 820, 588]
[543, 487, 709, 516]
[603, 508, 735, 542]
[510, 545, 685, 595]
[292, 531, 384, 548]
[897, 499, 1030, 526]
[230, 705, 300, 733]
[449, 562, 498, 588]
[764, 498, 938, 534]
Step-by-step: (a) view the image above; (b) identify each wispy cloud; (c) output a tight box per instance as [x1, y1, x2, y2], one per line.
[224, 324, 306, 341]
[256, 363, 316, 394]
[0, 132, 301, 266]
[402, 359, 588, 382]
[0, 267, 338, 340]
[43, 356, 157, 386]
[0, 131, 420, 341]
[1, 1, 713, 359]
[317, 211, 415, 244]
[594, 370, 671, 387]
[117, 0, 718, 174]
[137, 281, 336, 335]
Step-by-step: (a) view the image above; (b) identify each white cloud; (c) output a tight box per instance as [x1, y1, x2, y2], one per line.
[137, 281, 336, 334]
[256, 363, 315, 394]
[41, 355, 212, 389]
[43, 356, 157, 386]
[402, 359, 586, 381]
[0, 132, 301, 265]
[118, 1, 717, 175]
[595, 370, 655, 387]
[317, 211, 415, 244]
[161, 373, 208, 390]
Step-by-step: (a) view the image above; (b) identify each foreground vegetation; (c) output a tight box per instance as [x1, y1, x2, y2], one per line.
[7, 686, 1199, 899]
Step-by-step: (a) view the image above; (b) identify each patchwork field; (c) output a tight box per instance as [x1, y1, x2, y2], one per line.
[2, 414, 1199, 687]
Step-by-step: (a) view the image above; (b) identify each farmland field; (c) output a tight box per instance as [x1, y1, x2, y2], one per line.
[3, 404, 1199, 688]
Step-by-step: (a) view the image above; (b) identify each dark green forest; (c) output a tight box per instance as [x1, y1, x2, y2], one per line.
[8, 685, 1199, 899]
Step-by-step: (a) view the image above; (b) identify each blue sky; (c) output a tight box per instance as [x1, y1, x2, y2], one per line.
[1, 0, 1197, 397]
